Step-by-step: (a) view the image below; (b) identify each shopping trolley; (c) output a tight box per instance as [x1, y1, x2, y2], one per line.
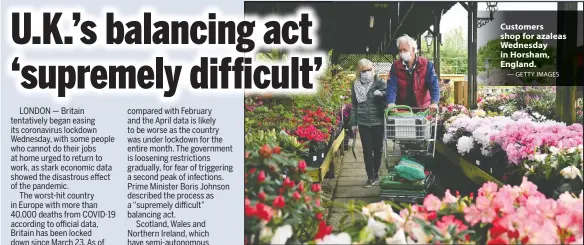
[379, 105, 438, 202]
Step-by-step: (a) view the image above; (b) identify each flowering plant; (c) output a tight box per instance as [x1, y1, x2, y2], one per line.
[478, 93, 512, 115]
[256, 179, 584, 244]
[342, 103, 352, 119]
[244, 140, 324, 244]
[401, 178, 584, 244]
[463, 178, 583, 244]
[523, 144, 583, 184]
[509, 86, 556, 120]
[438, 104, 470, 127]
[295, 125, 329, 152]
[442, 114, 525, 156]
[313, 201, 409, 244]
[491, 122, 583, 165]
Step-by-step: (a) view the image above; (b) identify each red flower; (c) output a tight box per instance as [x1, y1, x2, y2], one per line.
[566, 235, 576, 244]
[311, 183, 321, 193]
[507, 229, 519, 239]
[489, 220, 507, 238]
[258, 191, 266, 201]
[298, 182, 305, 192]
[282, 177, 295, 188]
[427, 211, 437, 221]
[249, 168, 256, 174]
[259, 144, 272, 158]
[273, 195, 286, 209]
[257, 170, 266, 183]
[297, 160, 307, 172]
[272, 146, 281, 154]
[304, 195, 312, 203]
[314, 221, 333, 240]
[293, 191, 301, 200]
[315, 212, 323, 221]
[255, 202, 273, 221]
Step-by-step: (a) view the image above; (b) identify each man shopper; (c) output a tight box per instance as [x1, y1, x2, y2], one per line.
[386, 34, 440, 111]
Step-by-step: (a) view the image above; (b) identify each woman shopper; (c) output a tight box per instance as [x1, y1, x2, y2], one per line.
[349, 59, 387, 188]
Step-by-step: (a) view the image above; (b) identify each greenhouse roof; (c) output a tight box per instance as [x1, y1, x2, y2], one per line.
[245, 1, 457, 55]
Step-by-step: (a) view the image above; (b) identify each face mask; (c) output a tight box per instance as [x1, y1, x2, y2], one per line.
[400, 52, 411, 62]
[360, 71, 373, 80]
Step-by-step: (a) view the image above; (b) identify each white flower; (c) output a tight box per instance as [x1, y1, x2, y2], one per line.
[560, 166, 581, 180]
[534, 153, 548, 163]
[270, 225, 293, 244]
[317, 233, 352, 244]
[511, 111, 530, 121]
[362, 202, 392, 216]
[259, 227, 273, 241]
[549, 146, 561, 155]
[456, 136, 474, 155]
[373, 210, 405, 226]
[409, 224, 430, 243]
[366, 217, 387, 238]
[442, 133, 453, 143]
[472, 109, 486, 118]
[567, 147, 577, 154]
[385, 228, 408, 244]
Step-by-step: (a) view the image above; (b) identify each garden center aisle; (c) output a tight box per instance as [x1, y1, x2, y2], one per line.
[328, 137, 397, 230]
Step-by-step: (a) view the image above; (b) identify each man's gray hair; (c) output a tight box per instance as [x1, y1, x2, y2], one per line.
[396, 34, 417, 51]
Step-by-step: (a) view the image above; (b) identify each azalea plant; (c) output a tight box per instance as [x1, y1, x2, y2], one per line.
[509, 86, 556, 120]
[442, 111, 531, 157]
[266, 179, 584, 245]
[244, 139, 325, 244]
[440, 108, 584, 193]
[478, 93, 513, 115]
[438, 104, 470, 127]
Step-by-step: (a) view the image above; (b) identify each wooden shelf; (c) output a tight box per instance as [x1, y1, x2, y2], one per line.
[435, 141, 503, 187]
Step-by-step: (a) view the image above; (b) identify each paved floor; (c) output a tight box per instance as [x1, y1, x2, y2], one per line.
[328, 136, 400, 230]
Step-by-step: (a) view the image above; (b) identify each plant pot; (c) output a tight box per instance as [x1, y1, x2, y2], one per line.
[318, 148, 328, 164]
[304, 152, 320, 167]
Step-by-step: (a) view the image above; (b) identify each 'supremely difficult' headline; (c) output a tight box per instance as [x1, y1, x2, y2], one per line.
[8, 7, 328, 97]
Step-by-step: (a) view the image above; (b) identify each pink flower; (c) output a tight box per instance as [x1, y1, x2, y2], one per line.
[442, 189, 458, 204]
[478, 182, 499, 199]
[463, 205, 482, 226]
[423, 194, 442, 212]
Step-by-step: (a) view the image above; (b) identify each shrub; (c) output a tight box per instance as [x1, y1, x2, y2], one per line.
[244, 135, 324, 244]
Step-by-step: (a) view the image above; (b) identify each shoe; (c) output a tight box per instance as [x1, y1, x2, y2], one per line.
[364, 179, 373, 188]
[371, 178, 380, 186]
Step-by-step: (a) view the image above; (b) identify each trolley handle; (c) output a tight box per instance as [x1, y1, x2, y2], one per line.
[385, 105, 412, 117]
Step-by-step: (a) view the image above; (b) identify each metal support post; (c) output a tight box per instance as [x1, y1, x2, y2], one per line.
[466, 2, 478, 109]
[434, 12, 441, 78]
[556, 2, 578, 124]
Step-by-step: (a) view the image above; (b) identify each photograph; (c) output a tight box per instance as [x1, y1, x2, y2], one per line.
[243, 1, 583, 244]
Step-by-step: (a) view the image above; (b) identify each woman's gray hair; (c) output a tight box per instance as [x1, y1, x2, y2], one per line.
[356, 58, 374, 77]
[396, 34, 417, 51]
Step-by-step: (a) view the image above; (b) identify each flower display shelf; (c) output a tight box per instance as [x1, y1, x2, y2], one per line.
[435, 141, 503, 187]
[306, 130, 345, 183]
